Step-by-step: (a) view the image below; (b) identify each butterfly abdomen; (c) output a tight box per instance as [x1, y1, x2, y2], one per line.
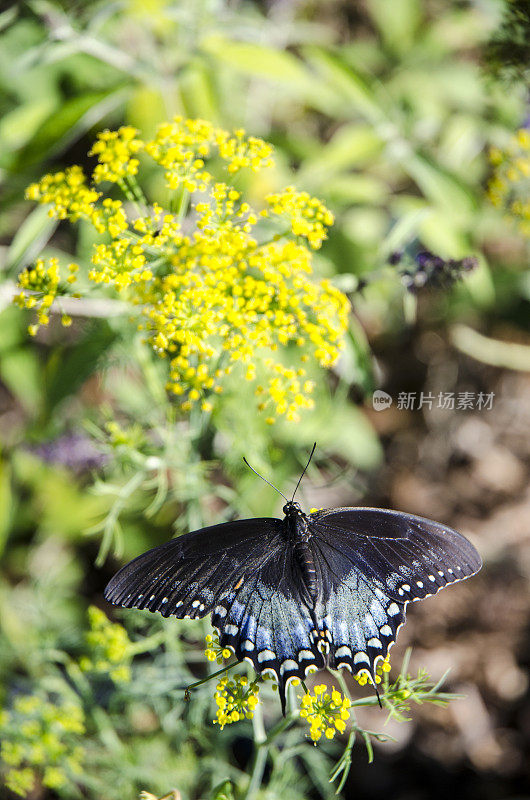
[293, 540, 319, 602]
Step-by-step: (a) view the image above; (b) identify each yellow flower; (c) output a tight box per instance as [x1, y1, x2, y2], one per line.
[204, 633, 232, 664]
[264, 186, 334, 249]
[213, 675, 260, 729]
[0, 695, 85, 797]
[299, 684, 351, 742]
[90, 126, 144, 184]
[20, 117, 350, 420]
[13, 257, 78, 334]
[26, 165, 100, 220]
[80, 605, 132, 683]
[488, 129, 530, 237]
[354, 655, 391, 686]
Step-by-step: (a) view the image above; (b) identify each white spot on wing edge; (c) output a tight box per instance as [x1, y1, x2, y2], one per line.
[257, 649, 276, 663]
[388, 602, 400, 616]
[298, 649, 314, 661]
[353, 651, 369, 665]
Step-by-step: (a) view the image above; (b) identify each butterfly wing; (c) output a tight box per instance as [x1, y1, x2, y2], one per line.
[211, 543, 326, 714]
[308, 507, 481, 679]
[105, 516, 325, 713]
[104, 518, 285, 619]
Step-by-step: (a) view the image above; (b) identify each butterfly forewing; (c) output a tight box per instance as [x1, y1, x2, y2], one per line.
[310, 507, 482, 601]
[104, 518, 284, 619]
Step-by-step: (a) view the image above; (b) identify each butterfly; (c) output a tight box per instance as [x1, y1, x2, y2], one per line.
[104, 446, 482, 713]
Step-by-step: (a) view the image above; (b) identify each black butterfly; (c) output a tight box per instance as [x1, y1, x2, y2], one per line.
[104, 450, 482, 713]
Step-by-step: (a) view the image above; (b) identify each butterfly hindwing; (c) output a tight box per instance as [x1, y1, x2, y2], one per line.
[309, 532, 405, 680]
[211, 543, 326, 713]
[104, 518, 284, 619]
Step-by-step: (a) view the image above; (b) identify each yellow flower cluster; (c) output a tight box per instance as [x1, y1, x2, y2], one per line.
[205, 633, 232, 664]
[214, 675, 260, 729]
[145, 118, 273, 191]
[20, 117, 349, 421]
[14, 257, 77, 334]
[26, 164, 100, 220]
[299, 684, 351, 742]
[354, 655, 391, 686]
[0, 694, 84, 797]
[79, 605, 132, 683]
[488, 128, 530, 237]
[89, 126, 144, 184]
[264, 186, 334, 249]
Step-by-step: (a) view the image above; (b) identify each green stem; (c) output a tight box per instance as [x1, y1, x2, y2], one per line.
[245, 702, 268, 800]
[127, 630, 167, 656]
[118, 177, 143, 218]
[127, 174, 148, 207]
[261, 712, 297, 746]
[185, 660, 240, 693]
[175, 187, 190, 227]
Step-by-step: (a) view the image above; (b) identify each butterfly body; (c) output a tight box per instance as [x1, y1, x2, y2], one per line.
[105, 503, 481, 713]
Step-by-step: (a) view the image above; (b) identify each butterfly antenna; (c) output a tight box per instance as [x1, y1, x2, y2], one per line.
[291, 442, 317, 502]
[243, 457, 289, 503]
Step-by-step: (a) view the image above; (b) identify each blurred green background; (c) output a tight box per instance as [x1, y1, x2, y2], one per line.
[0, 1, 529, 798]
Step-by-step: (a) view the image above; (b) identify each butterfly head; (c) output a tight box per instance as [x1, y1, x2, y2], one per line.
[283, 500, 303, 517]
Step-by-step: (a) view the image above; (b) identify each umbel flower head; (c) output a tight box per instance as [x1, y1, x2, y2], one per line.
[488, 128, 530, 238]
[79, 605, 132, 683]
[0, 693, 85, 797]
[19, 117, 350, 423]
[299, 684, 351, 742]
[214, 675, 260, 729]
[204, 633, 231, 664]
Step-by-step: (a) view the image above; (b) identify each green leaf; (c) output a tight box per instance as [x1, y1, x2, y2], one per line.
[0, 96, 57, 152]
[325, 174, 387, 206]
[5, 205, 58, 273]
[297, 124, 383, 188]
[0, 6, 18, 33]
[0, 459, 13, 557]
[0, 307, 25, 353]
[367, 0, 422, 55]
[303, 47, 384, 124]
[201, 34, 312, 84]
[179, 62, 221, 123]
[200, 35, 338, 114]
[0, 347, 42, 416]
[403, 153, 477, 217]
[211, 780, 235, 800]
[14, 88, 128, 168]
[43, 321, 117, 418]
